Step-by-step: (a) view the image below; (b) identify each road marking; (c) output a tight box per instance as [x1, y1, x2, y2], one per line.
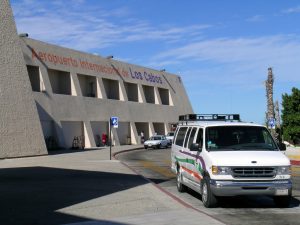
[163, 159, 171, 166]
[140, 160, 175, 178]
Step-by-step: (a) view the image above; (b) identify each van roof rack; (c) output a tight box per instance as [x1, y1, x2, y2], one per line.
[179, 114, 240, 122]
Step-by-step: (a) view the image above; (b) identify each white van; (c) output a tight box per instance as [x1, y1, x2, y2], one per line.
[171, 114, 292, 208]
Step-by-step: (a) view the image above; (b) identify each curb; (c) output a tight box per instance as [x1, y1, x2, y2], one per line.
[112, 147, 226, 225]
[112, 147, 144, 159]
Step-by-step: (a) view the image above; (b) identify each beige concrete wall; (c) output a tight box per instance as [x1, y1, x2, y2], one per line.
[0, 0, 47, 158]
[20, 37, 194, 149]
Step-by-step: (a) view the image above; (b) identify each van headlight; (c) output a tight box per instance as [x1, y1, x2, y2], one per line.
[212, 166, 231, 175]
[277, 166, 291, 175]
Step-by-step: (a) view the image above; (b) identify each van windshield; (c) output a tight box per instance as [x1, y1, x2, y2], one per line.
[205, 126, 277, 151]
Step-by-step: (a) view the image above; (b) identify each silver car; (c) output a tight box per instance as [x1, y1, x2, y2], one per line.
[166, 131, 175, 145]
[144, 135, 169, 149]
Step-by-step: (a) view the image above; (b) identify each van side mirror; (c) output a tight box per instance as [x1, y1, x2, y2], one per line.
[279, 142, 286, 151]
[190, 143, 202, 152]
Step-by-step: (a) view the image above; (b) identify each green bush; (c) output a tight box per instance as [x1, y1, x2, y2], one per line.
[282, 87, 300, 145]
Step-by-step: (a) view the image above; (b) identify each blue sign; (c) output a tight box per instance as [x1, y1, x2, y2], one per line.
[268, 118, 276, 129]
[111, 117, 119, 128]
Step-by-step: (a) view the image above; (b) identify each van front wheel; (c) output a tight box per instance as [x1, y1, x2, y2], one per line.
[202, 177, 217, 208]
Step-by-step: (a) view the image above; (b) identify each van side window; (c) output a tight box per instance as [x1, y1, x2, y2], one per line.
[172, 129, 179, 144]
[175, 127, 187, 147]
[196, 128, 203, 148]
[188, 128, 197, 149]
[183, 128, 192, 148]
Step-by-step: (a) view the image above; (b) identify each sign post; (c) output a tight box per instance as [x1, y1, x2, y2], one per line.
[109, 116, 118, 160]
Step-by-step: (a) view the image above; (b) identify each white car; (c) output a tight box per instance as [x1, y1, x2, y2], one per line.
[166, 131, 175, 145]
[171, 114, 291, 208]
[144, 135, 169, 149]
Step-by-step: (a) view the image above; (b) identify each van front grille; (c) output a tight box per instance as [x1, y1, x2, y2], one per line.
[232, 167, 276, 178]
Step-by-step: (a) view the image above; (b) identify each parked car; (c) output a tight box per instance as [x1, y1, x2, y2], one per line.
[144, 135, 169, 149]
[166, 131, 175, 145]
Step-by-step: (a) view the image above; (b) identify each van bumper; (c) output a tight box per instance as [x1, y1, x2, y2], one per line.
[210, 179, 292, 196]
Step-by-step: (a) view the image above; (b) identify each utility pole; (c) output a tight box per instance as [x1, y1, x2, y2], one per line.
[266, 68, 275, 122]
[265, 68, 279, 142]
[275, 100, 282, 142]
[275, 100, 281, 128]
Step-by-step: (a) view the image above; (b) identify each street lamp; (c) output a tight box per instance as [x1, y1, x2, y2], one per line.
[19, 33, 29, 37]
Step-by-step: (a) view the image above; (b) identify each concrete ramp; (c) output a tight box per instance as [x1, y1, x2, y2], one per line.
[0, 0, 47, 158]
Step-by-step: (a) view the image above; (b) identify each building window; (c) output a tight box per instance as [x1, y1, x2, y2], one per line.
[48, 69, 71, 95]
[124, 82, 138, 102]
[102, 78, 119, 100]
[142, 85, 155, 104]
[158, 87, 170, 105]
[27, 65, 42, 92]
[78, 74, 97, 97]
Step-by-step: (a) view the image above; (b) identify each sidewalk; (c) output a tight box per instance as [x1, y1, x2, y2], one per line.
[285, 147, 300, 166]
[0, 145, 224, 225]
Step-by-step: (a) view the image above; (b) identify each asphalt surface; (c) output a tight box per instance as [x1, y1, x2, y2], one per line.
[0, 146, 224, 225]
[116, 148, 300, 225]
[1, 146, 299, 225]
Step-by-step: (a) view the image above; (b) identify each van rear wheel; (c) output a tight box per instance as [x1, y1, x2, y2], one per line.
[176, 167, 186, 192]
[202, 176, 217, 208]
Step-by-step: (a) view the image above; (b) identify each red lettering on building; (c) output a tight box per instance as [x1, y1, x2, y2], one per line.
[30, 48, 162, 83]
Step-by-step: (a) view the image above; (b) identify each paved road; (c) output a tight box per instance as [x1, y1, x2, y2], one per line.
[116, 148, 300, 225]
[2, 146, 215, 225]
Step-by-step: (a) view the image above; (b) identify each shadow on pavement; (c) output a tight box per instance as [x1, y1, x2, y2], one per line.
[0, 167, 148, 225]
[66, 220, 131, 225]
[47, 148, 107, 156]
[186, 188, 300, 208]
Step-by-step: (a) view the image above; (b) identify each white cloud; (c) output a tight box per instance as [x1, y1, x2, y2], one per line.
[11, 0, 210, 52]
[246, 15, 264, 22]
[151, 35, 300, 84]
[282, 6, 300, 14]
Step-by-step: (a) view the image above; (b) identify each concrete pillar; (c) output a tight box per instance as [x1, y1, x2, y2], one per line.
[39, 66, 53, 95]
[119, 81, 128, 101]
[83, 121, 96, 148]
[38, 67, 46, 92]
[154, 87, 162, 105]
[54, 121, 67, 148]
[70, 72, 80, 96]
[149, 123, 155, 137]
[137, 84, 146, 103]
[111, 128, 120, 146]
[0, 0, 47, 158]
[164, 123, 170, 134]
[96, 77, 107, 99]
[169, 91, 174, 106]
[130, 122, 139, 144]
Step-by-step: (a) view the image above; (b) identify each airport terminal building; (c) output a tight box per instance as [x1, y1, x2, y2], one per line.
[23, 37, 193, 149]
[0, 0, 193, 158]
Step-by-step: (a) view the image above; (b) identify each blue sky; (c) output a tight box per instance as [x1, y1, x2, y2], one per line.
[10, 0, 300, 124]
